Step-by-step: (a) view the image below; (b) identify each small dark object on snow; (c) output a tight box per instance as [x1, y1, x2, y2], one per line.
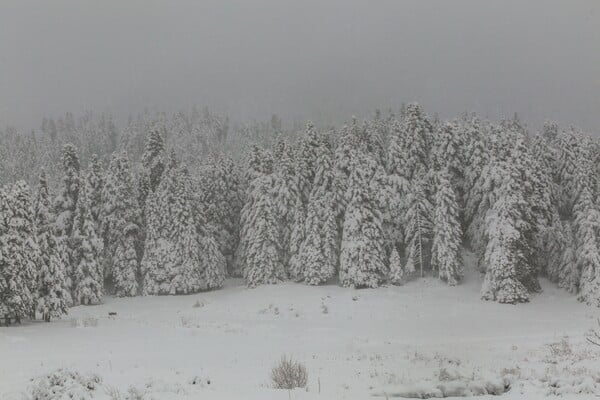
[108, 312, 117, 317]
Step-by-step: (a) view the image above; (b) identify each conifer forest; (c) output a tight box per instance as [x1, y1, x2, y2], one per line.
[2, 2, 600, 399]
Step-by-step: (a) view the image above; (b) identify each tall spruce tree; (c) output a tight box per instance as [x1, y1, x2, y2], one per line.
[0, 182, 39, 322]
[297, 137, 338, 285]
[85, 154, 104, 229]
[34, 172, 70, 320]
[242, 174, 285, 287]
[431, 169, 463, 285]
[573, 159, 600, 306]
[53, 144, 81, 291]
[339, 153, 387, 288]
[142, 164, 225, 294]
[101, 152, 141, 296]
[404, 177, 434, 278]
[272, 141, 301, 270]
[480, 162, 531, 304]
[71, 185, 104, 305]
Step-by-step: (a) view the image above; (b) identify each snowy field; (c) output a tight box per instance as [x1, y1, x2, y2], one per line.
[1, 263, 599, 400]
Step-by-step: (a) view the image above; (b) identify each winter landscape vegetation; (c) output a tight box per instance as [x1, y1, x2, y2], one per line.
[1, 106, 600, 399]
[2, 1, 600, 399]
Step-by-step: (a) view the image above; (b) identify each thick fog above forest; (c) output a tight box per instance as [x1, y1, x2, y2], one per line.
[1, 0, 599, 132]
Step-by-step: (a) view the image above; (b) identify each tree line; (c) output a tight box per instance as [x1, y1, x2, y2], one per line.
[1, 103, 600, 323]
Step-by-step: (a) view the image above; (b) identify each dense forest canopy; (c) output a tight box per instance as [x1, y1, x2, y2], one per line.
[1, 104, 600, 323]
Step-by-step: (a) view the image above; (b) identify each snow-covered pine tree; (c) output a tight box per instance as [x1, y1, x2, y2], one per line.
[232, 146, 274, 277]
[388, 247, 404, 285]
[297, 137, 338, 285]
[364, 110, 388, 167]
[334, 120, 362, 218]
[462, 118, 489, 229]
[0, 182, 39, 322]
[243, 174, 285, 287]
[505, 128, 541, 293]
[101, 152, 141, 297]
[71, 184, 104, 305]
[171, 165, 225, 292]
[403, 176, 434, 278]
[433, 122, 464, 190]
[385, 119, 411, 252]
[480, 162, 531, 304]
[554, 128, 581, 218]
[85, 154, 104, 229]
[339, 153, 388, 288]
[558, 220, 579, 293]
[431, 168, 463, 285]
[141, 129, 166, 194]
[195, 156, 244, 274]
[529, 133, 563, 281]
[54, 144, 81, 238]
[272, 140, 301, 270]
[142, 163, 225, 294]
[295, 122, 321, 206]
[286, 199, 307, 281]
[573, 158, 600, 306]
[392, 103, 433, 182]
[53, 144, 81, 291]
[34, 172, 70, 321]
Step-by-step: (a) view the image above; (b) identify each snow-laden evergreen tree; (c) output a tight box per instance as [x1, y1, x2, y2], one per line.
[101, 152, 141, 296]
[554, 128, 581, 217]
[232, 146, 274, 277]
[385, 119, 411, 251]
[71, 185, 104, 305]
[297, 137, 338, 285]
[433, 121, 464, 191]
[286, 199, 307, 281]
[480, 162, 531, 304]
[334, 119, 363, 216]
[33, 172, 70, 321]
[339, 153, 388, 288]
[404, 177, 434, 278]
[462, 118, 489, 227]
[54, 144, 81, 238]
[431, 169, 463, 285]
[295, 122, 321, 206]
[85, 154, 104, 229]
[529, 133, 563, 281]
[141, 129, 166, 194]
[0, 182, 39, 322]
[573, 157, 600, 306]
[505, 128, 541, 293]
[195, 156, 244, 273]
[272, 141, 301, 269]
[389, 103, 433, 182]
[242, 174, 285, 287]
[142, 163, 225, 294]
[364, 110, 388, 167]
[53, 144, 81, 290]
[557, 220, 578, 293]
[388, 247, 404, 285]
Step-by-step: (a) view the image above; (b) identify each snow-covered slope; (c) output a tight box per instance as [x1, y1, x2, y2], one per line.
[1, 264, 599, 399]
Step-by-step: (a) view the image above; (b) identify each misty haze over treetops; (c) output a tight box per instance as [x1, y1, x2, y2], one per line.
[1, 0, 599, 132]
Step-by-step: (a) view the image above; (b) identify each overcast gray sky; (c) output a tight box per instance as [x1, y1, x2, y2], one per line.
[1, 0, 599, 132]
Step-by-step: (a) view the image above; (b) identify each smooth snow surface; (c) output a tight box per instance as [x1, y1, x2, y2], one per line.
[1, 262, 599, 399]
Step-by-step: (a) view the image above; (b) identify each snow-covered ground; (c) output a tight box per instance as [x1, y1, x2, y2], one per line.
[1, 262, 599, 399]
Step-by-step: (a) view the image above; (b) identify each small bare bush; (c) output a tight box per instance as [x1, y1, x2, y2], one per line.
[192, 299, 204, 308]
[270, 355, 308, 390]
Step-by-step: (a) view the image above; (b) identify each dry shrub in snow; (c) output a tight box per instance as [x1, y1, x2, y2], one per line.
[27, 368, 103, 400]
[270, 355, 308, 390]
